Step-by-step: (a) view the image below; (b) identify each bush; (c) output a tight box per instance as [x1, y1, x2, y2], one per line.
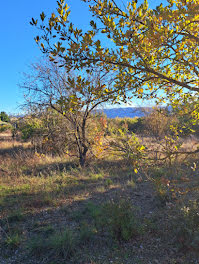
[7, 209, 25, 223]
[5, 233, 21, 248]
[107, 117, 144, 134]
[28, 229, 76, 259]
[143, 108, 178, 139]
[108, 123, 146, 168]
[79, 222, 96, 243]
[0, 111, 10, 122]
[86, 200, 142, 242]
[19, 117, 44, 141]
[174, 200, 199, 252]
[101, 200, 142, 242]
[18, 112, 69, 154]
[0, 122, 12, 133]
[154, 178, 171, 206]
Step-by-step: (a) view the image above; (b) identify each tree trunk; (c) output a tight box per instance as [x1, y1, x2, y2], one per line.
[79, 146, 88, 167]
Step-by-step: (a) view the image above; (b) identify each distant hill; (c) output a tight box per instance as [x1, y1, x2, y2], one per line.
[9, 107, 154, 119]
[98, 107, 152, 118]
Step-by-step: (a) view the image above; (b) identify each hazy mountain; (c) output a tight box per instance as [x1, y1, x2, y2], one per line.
[9, 107, 155, 119]
[98, 107, 152, 118]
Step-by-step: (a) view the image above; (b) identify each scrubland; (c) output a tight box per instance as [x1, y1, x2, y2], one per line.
[0, 113, 199, 264]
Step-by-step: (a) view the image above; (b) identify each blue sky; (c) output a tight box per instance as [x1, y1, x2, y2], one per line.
[0, 0, 165, 114]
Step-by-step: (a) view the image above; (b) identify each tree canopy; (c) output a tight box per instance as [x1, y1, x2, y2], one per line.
[31, 0, 199, 104]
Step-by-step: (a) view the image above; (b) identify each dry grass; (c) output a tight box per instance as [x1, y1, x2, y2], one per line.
[0, 139, 30, 149]
[0, 133, 199, 264]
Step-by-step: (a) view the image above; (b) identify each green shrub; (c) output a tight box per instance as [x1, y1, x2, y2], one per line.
[90, 172, 104, 181]
[79, 222, 96, 243]
[84, 200, 142, 242]
[174, 200, 199, 252]
[109, 125, 146, 167]
[28, 229, 76, 259]
[85, 202, 102, 220]
[7, 209, 25, 223]
[48, 230, 76, 258]
[5, 233, 21, 248]
[100, 200, 142, 242]
[123, 117, 144, 133]
[20, 118, 44, 141]
[107, 117, 144, 135]
[0, 111, 10, 122]
[104, 178, 113, 188]
[154, 178, 171, 206]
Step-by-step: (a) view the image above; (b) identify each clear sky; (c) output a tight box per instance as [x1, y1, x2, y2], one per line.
[0, 0, 165, 114]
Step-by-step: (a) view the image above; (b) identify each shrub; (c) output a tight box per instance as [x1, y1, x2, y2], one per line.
[104, 178, 113, 188]
[28, 229, 76, 259]
[122, 117, 144, 133]
[107, 117, 144, 134]
[143, 108, 178, 139]
[5, 233, 21, 248]
[0, 111, 10, 122]
[86, 200, 142, 242]
[154, 178, 171, 206]
[20, 118, 43, 140]
[48, 230, 76, 259]
[101, 200, 141, 242]
[108, 124, 146, 168]
[7, 209, 25, 223]
[79, 222, 96, 243]
[90, 172, 104, 181]
[0, 123, 12, 133]
[174, 200, 199, 252]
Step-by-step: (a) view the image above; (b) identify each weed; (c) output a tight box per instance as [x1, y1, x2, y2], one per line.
[104, 178, 113, 188]
[49, 229, 76, 258]
[151, 167, 167, 178]
[127, 179, 136, 189]
[173, 200, 199, 252]
[100, 200, 142, 242]
[86, 202, 102, 220]
[96, 186, 105, 193]
[7, 209, 25, 223]
[60, 206, 70, 215]
[5, 233, 21, 248]
[85, 200, 142, 242]
[79, 222, 96, 243]
[90, 172, 104, 181]
[33, 224, 54, 234]
[28, 229, 76, 259]
[154, 178, 171, 206]
[71, 209, 85, 222]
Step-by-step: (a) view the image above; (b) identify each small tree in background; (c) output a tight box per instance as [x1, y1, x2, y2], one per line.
[21, 60, 123, 166]
[0, 111, 10, 123]
[143, 108, 178, 139]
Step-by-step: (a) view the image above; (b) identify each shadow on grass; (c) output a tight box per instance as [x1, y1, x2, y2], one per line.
[0, 145, 34, 156]
[24, 160, 79, 176]
[0, 160, 155, 220]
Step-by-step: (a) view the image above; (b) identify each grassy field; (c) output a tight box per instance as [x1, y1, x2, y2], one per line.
[0, 132, 199, 264]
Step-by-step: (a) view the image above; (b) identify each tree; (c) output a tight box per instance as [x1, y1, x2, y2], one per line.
[0, 111, 10, 122]
[31, 0, 199, 104]
[21, 60, 121, 166]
